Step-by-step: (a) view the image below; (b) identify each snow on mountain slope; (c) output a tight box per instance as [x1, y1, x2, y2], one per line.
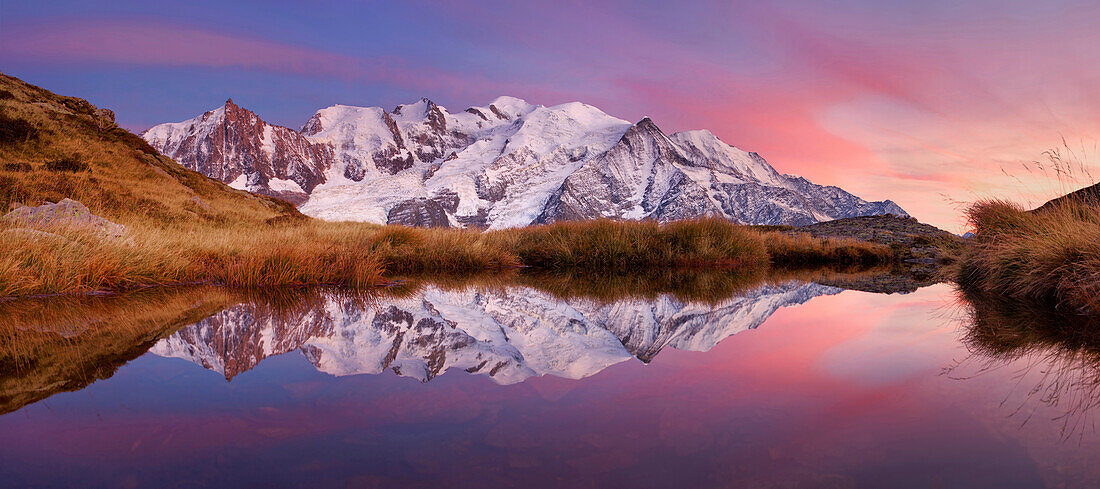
[143, 97, 907, 227]
[538, 117, 717, 222]
[150, 281, 842, 384]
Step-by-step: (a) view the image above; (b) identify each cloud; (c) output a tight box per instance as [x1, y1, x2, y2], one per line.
[0, 18, 563, 102]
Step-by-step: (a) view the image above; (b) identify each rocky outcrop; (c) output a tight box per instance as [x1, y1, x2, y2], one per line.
[386, 198, 451, 227]
[142, 99, 333, 199]
[796, 214, 965, 278]
[2, 198, 126, 238]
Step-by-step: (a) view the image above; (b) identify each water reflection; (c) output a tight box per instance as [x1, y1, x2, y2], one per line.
[1, 267, 914, 411]
[6, 273, 1100, 488]
[0, 287, 232, 414]
[153, 279, 840, 384]
[952, 288, 1100, 440]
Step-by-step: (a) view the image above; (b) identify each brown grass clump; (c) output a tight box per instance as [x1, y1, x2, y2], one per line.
[761, 231, 895, 267]
[956, 199, 1100, 313]
[490, 218, 770, 270]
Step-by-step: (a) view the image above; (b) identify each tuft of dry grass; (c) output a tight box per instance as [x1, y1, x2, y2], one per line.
[490, 218, 770, 270]
[956, 199, 1100, 313]
[761, 231, 895, 267]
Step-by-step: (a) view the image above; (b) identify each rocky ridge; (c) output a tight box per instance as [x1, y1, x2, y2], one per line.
[144, 97, 907, 228]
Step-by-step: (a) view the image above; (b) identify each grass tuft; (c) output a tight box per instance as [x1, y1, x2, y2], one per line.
[957, 198, 1100, 313]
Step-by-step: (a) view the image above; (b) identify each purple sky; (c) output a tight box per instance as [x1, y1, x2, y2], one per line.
[4, 0, 1100, 231]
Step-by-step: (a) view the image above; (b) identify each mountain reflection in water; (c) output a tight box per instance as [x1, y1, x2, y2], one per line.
[1, 268, 866, 410]
[5, 270, 1100, 488]
[152, 280, 839, 384]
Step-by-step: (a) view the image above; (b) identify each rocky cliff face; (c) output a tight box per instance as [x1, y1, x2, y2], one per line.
[142, 99, 333, 203]
[144, 97, 907, 227]
[150, 281, 841, 384]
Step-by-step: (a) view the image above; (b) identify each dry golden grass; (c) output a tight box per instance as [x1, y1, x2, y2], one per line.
[0, 72, 298, 227]
[0, 215, 901, 298]
[760, 231, 895, 266]
[957, 199, 1100, 313]
[0, 221, 387, 296]
[491, 218, 769, 270]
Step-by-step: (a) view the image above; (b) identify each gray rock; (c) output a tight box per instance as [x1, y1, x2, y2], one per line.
[2, 199, 127, 238]
[190, 196, 213, 212]
[430, 189, 460, 214]
[386, 198, 451, 228]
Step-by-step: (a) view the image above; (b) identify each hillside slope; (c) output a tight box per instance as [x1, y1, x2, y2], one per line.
[0, 72, 300, 227]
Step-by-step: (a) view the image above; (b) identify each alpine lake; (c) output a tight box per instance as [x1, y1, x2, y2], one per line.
[3, 267, 1099, 489]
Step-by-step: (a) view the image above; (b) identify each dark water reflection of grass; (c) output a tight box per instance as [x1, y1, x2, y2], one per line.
[952, 287, 1100, 440]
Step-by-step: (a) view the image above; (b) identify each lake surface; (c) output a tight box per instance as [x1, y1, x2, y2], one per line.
[2, 274, 1099, 488]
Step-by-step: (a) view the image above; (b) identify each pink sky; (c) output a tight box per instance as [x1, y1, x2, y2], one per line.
[3, 1, 1099, 231]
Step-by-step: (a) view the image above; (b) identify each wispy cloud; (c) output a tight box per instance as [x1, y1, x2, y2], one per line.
[0, 19, 565, 101]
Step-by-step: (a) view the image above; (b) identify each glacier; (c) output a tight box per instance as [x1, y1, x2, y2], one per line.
[143, 96, 907, 228]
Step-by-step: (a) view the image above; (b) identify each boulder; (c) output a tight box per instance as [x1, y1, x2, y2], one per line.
[386, 198, 451, 228]
[2, 199, 127, 238]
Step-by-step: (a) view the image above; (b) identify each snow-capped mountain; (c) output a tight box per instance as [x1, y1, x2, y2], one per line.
[151, 281, 841, 383]
[142, 99, 333, 205]
[143, 97, 906, 228]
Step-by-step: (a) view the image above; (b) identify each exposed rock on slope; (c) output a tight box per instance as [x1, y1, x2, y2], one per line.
[145, 97, 907, 228]
[2, 198, 126, 238]
[386, 197, 451, 227]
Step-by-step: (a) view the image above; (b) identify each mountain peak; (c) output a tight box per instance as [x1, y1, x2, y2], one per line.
[488, 95, 530, 107]
[629, 116, 663, 135]
[146, 95, 910, 228]
[392, 98, 437, 117]
[676, 129, 716, 140]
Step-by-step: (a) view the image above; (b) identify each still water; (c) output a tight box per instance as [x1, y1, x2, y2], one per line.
[1, 274, 1098, 488]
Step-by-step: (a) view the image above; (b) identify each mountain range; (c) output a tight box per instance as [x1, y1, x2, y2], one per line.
[143, 97, 907, 228]
[151, 281, 841, 384]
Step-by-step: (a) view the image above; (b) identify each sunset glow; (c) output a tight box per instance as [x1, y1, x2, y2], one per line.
[6, 1, 1099, 231]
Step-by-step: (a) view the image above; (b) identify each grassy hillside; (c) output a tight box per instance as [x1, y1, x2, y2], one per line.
[0, 73, 300, 226]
